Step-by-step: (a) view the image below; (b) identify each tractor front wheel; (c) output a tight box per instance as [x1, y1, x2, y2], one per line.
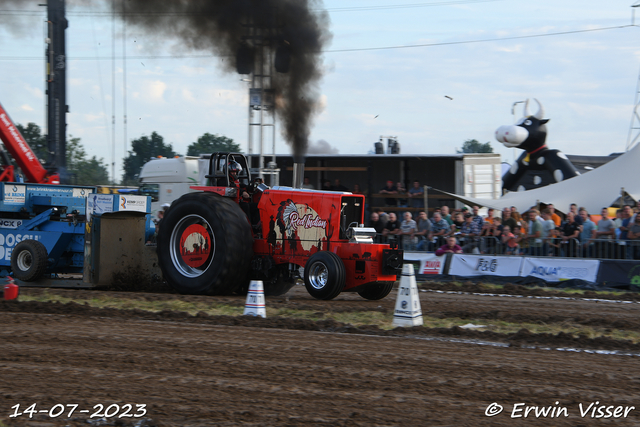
[303, 251, 345, 300]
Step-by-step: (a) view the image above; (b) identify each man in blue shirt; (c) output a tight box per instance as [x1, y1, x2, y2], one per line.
[459, 213, 481, 253]
[471, 205, 484, 230]
[430, 211, 450, 250]
[578, 209, 595, 257]
[408, 180, 424, 208]
[619, 205, 634, 259]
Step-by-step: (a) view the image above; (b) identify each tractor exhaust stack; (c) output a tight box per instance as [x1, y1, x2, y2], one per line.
[292, 157, 304, 189]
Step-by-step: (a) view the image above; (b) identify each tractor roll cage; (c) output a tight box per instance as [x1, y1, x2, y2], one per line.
[205, 152, 251, 187]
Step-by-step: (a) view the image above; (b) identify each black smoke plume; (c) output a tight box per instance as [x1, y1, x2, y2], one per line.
[118, 0, 331, 161]
[0, 1, 42, 36]
[307, 139, 339, 155]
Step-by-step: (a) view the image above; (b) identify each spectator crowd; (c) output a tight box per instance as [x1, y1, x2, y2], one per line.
[293, 176, 640, 260]
[367, 200, 640, 260]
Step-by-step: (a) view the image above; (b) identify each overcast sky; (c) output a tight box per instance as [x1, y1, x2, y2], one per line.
[1, 0, 639, 181]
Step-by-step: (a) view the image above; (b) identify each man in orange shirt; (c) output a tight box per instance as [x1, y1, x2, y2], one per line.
[547, 204, 562, 227]
[484, 208, 495, 223]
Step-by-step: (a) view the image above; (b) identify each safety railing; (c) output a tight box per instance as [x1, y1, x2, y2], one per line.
[376, 234, 640, 260]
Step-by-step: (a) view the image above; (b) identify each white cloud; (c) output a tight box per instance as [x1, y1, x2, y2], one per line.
[496, 44, 523, 53]
[82, 112, 107, 123]
[23, 85, 43, 100]
[181, 89, 195, 102]
[317, 94, 328, 112]
[139, 80, 168, 103]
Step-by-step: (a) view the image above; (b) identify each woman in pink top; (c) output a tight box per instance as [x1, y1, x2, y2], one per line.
[501, 225, 519, 255]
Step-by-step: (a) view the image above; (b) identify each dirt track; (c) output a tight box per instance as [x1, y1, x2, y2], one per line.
[2, 285, 640, 426]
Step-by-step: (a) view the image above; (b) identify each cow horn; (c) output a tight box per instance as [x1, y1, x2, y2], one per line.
[533, 98, 545, 120]
[523, 98, 531, 118]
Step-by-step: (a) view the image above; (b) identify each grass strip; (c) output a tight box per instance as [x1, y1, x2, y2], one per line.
[423, 280, 630, 298]
[15, 290, 640, 343]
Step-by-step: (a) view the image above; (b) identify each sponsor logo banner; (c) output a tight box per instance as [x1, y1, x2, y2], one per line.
[72, 188, 90, 198]
[403, 252, 445, 275]
[30, 186, 73, 194]
[420, 254, 445, 275]
[521, 257, 600, 283]
[597, 260, 640, 286]
[119, 195, 149, 212]
[88, 194, 115, 216]
[0, 232, 43, 261]
[4, 184, 25, 204]
[0, 219, 22, 229]
[449, 255, 523, 277]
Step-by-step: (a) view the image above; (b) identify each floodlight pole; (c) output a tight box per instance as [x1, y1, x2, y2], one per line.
[626, 2, 640, 151]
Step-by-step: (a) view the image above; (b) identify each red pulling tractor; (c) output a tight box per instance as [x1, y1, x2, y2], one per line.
[157, 153, 403, 300]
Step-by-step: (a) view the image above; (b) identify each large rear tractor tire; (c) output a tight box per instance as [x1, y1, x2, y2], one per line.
[11, 240, 48, 282]
[357, 281, 395, 300]
[303, 251, 345, 300]
[157, 192, 253, 295]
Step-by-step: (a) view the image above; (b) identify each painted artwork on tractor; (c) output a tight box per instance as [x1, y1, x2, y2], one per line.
[267, 199, 329, 254]
[180, 224, 211, 269]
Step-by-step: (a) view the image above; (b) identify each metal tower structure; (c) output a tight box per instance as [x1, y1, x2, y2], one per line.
[45, 0, 68, 182]
[240, 19, 280, 186]
[627, 64, 640, 151]
[626, 2, 640, 151]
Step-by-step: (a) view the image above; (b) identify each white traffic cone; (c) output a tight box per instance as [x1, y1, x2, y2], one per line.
[243, 280, 266, 318]
[392, 264, 423, 327]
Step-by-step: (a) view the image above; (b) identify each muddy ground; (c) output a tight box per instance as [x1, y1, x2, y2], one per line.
[2, 283, 640, 426]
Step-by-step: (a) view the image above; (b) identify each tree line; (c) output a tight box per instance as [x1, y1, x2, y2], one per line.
[16, 123, 240, 186]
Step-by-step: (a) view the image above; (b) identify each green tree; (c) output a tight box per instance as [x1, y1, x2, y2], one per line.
[15, 122, 48, 161]
[456, 139, 494, 154]
[4, 123, 107, 184]
[66, 136, 110, 185]
[122, 131, 176, 185]
[187, 133, 241, 156]
[66, 137, 87, 171]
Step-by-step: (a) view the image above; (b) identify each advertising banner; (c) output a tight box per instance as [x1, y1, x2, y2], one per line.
[404, 252, 446, 275]
[449, 254, 523, 277]
[521, 257, 600, 283]
[597, 260, 640, 287]
[118, 195, 149, 213]
[89, 194, 115, 215]
[3, 184, 25, 205]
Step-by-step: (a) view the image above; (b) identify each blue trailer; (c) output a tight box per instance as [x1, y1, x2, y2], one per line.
[0, 182, 95, 281]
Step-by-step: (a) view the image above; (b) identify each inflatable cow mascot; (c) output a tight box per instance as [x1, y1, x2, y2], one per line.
[495, 99, 578, 192]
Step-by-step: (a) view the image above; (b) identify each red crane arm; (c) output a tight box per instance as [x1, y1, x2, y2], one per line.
[0, 102, 59, 184]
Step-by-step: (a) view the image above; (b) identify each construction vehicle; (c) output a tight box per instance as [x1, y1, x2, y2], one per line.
[0, 182, 94, 280]
[0, 101, 96, 281]
[157, 152, 403, 300]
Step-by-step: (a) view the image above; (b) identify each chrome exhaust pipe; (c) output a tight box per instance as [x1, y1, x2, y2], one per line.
[292, 159, 304, 189]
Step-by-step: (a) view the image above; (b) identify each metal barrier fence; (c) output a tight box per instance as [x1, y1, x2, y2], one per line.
[377, 234, 640, 260]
